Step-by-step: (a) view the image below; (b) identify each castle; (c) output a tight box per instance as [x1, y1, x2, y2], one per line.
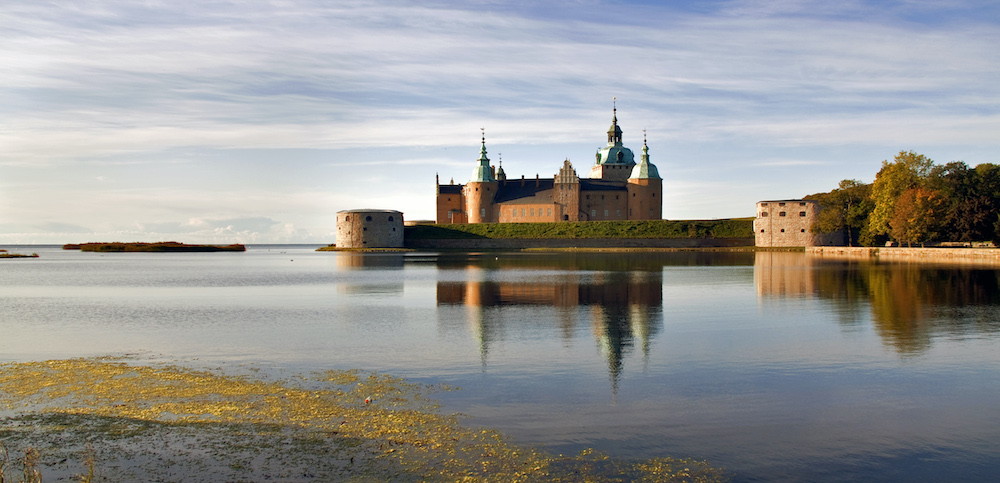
[436, 107, 662, 224]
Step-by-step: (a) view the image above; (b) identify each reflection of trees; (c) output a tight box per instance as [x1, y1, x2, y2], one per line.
[757, 252, 1000, 355]
[435, 255, 668, 395]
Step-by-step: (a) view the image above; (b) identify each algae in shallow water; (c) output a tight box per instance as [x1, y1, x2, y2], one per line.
[0, 358, 725, 482]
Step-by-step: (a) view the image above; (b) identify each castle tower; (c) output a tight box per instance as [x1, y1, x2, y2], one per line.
[554, 159, 581, 221]
[590, 101, 636, 182]
[627, 132, 662, 220]
[464, 130, 498, 223]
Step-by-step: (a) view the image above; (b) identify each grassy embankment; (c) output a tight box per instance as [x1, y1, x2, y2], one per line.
[63, 242, 246, 252]
[405, 218, 754, 240]
[0, 359, 725, 482]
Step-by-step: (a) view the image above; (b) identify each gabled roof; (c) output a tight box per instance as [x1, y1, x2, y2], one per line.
[580, 179, 628, 191]
[494, 179, 555, 204]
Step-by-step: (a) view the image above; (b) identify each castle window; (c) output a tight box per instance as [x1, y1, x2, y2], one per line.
[586, 195, 590, 200]
[521, 208, 525, 217]
[779, 212, 786, 217]
[604, 209, 609, 217]
[363, 227, 368, 231]
[591, 209, 596, 217]
[480, 208, 486, 217]
[365, 216, 373, 221]
[760, 229, 765, 233]
[780, 229, 785, 232]
[616, 210, 621, 217]
[393, 228, 396, 231]
[345, 216, 350, 221]
[761, 212, 768, 217]
[799, 212, 806, 217]
[800, 202, 806, 206]
[779, 202, 786, 206]
[616, 195, 619, 200]
[601, 195, 605, 200]
[801, 229, 806, 232]
[388, 216, 394, 221]
[547, 208, 552, 216]
[530, 208, 535, 216]
[632, 193, 636, 197]
[512, 208, 516, 217]
[652, 193, 655, 197]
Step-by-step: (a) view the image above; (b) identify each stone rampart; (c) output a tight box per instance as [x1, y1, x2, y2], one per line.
[808, 246, 1000, 264]
[405, 237, 754, 250]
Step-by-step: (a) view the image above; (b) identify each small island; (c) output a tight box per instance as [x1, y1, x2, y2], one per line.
[63, 242, 246, 252]
[0, 249, 39, 258]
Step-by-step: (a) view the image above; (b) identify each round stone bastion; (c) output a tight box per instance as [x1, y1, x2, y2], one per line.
[336, 209, 404, 248]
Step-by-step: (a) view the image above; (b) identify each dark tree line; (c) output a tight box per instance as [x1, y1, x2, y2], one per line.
[807, 151, 1000, 247]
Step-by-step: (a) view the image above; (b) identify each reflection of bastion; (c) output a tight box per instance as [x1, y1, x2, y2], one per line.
[336, 209, 404, 248]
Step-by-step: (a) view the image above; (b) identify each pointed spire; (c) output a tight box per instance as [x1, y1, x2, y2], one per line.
[479, 127, 488, 161]
[471, 127, 496, 182]
[630, 128, 660, 180]
[607, 97, 623, 145]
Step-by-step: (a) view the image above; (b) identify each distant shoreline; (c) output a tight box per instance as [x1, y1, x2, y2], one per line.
[63, 242, 246, 252]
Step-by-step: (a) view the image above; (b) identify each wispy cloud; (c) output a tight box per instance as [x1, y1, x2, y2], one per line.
[1, 0, 998, 241]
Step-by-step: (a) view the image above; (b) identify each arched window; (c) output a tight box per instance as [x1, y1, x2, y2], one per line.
[388, 216, 394, 221]
[365, 216, 373, 221]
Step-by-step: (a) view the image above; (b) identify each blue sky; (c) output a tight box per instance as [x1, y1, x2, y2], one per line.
[2, 0, 998, 244]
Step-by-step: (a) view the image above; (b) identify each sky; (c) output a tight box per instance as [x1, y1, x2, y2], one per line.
[2, 0, 998, 244]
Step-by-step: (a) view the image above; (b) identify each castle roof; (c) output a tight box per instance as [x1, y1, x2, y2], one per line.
[596, 105, 635, 167]
[470, 129, 496, 183]
[629, 136, 661, 180]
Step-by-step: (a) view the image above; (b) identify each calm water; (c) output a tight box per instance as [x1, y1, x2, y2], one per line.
[3, 246, 1000, 481]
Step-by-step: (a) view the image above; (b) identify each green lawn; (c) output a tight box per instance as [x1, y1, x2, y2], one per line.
[405, 218, 753, 240]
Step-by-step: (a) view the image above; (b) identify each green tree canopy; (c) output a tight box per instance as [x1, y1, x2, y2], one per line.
[868, 151, 934, 239]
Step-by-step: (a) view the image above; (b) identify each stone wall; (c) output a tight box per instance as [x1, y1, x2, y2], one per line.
[754, 200, 843, 247]
[808, 246, 1000, 264]
[336, 210, 404, 248]
[405, 237, 754, 250]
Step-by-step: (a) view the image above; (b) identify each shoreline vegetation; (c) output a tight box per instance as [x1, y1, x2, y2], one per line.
[0, 248, 38, 258]
[0, 358, 725, 482]
[63, 242, 246, 252]
[404, 219, 754, 240]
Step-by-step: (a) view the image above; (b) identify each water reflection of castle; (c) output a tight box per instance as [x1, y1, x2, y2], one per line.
[755, 252, 1000, 355]
[437, 263, 663, 395]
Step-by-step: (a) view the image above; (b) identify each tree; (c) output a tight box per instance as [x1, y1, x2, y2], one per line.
[889, 188, 946, 247]
[809, 179, 873, 246]
[868, 151, 934, 243]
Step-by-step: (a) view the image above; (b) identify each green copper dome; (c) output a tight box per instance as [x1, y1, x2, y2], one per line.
[470, 132, 496, 183]
[629, 139, 661, 180]
[595, 106, 635, 166]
